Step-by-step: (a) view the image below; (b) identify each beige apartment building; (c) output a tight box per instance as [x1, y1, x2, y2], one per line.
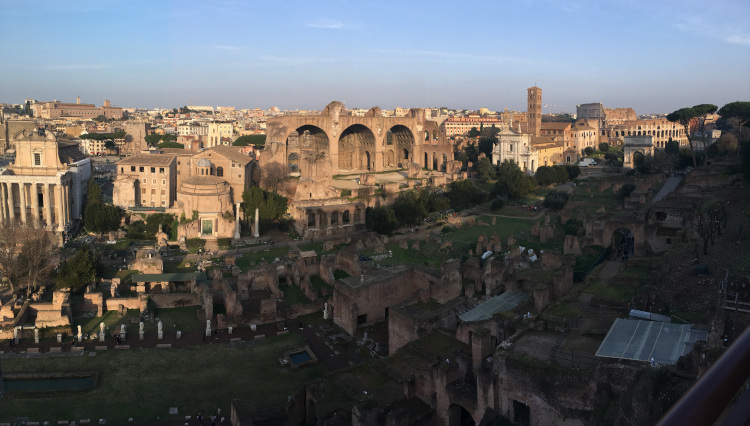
[113, 154, 177, 209]
[31, 98, 123, 120]
[206, 122, 234, 147]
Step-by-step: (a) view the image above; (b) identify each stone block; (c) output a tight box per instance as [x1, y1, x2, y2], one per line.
[49, 346, 62, 352]
[156, 344, 172, 349]
[95, 346, 108, 351]
[115, 345, 130, 350]
[27, 347, 39, 353]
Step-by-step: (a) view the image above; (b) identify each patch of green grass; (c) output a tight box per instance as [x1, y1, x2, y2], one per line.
[280, 284, 311, 305]
[236, 247, 291, 271]
[584, 280, 636, 302]
[153, 306, 202, 331]
[546, 302, 583, 318]
[0, 334, 325, 423]
[162, 260, 195, 274]
[447, 217, 532, 244]
[411, 332, 468, 358]
[517, 267, 558, 284]
[310, 275, 333, 298]
[333, 269, 351, 280]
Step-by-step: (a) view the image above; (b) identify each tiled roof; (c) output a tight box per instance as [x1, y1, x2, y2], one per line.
[117, 153, 176, 166]
[204, 145, 252, 164]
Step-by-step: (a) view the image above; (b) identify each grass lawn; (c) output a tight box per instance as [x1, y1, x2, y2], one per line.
[309, 275, 333, 298]
[447, 217, 532, 244]
[280, 284, 312, 305]
[162, 259, 195, 274]
[583, 280, 637, 302]
[0, 333, 325, 424]
[236, 247, 292, 271]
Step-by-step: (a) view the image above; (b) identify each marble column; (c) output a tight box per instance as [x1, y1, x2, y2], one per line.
[62, 182, 70, 226]
[56, 183, 65, 231]
[30, 183, 39, 227]
[7, 182, 15, 222]
[233, 202, 241, 239]
[0, 183, 6, 224]
[18, 182, 27, 225]
[253, 207, 259, 237]
[44, 183, 53, 229]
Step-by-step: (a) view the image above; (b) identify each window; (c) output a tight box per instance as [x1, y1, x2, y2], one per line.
[131, 166, 136, 172]
[161, 189, 166, 195]
[151, 189, 156, 195]
[162, 179, 166, 185]
[139, 167, 144, 172]
[142, 188, 146, 194]
[152, 179, 156, 184]
[33, 153, 41, 166]
[120, 167, 123, 173]
[160, 168, 164, 173]
[150, 167, 155, 173]
[216, 167, 223, 177]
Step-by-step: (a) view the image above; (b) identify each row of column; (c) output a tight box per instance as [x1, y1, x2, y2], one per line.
[0, 181, 70, 230]
[309, 208, 363, 230]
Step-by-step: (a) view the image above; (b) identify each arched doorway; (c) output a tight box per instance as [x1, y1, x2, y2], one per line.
[424, 152, 429, 169]
[389, 125, 415, 165]
[286, 125, 330, 177]
[338, 124, 375, 171]
[448, 404, 475, 426]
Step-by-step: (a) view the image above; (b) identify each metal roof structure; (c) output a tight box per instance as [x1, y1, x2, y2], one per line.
[596, 318, 708, 365]
[459, 292, 528, 322]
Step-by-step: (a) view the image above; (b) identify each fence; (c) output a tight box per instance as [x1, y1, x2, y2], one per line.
[573, 246, 612, 282]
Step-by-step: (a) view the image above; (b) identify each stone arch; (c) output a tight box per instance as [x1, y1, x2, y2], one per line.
[307, 211, 315, 227]
[448, 404, 475, 426]
[385, 150, 395, 167]
[432, 152, 438, 170]
[343, 210, 350, 224]
[388, 125, 415, 164]
[216, 166, 224, 177]
[612, 227, 635, 261]
[338, 124, 375, 170]
[424, 152, 429, 169]
[288, 125, 329, 152]
[442, 153, 448, 172]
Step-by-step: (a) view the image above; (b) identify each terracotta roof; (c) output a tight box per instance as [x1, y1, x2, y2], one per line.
[540, 122, 571, 130]
[182, 175, 227, 185]
[203, 145, 252, 164]
[530, 135, 562, 148]
[117, 153, 176, 166]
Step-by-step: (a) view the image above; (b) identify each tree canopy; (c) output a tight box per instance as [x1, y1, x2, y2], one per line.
[80, 130, 126, 140]
[145, 134, 177, 146]
[365, 206, 398, 235]
[493, 159, 536, 200]
[157, 141, 185, 149]
[475, 157, 496, 182]
[242, 186, 287, 233]
[718, 101, 750, 139]
[84, 179, 121, 233]
[667, 104, 718, 168]
[233, 135, 266, 147]
[55, 245, 101, 294]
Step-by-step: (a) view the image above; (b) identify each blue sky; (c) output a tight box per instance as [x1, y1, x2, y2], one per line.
[1, 0, 748, 114]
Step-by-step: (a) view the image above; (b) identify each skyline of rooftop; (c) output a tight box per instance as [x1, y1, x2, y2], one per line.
[1, 0, 748, 115]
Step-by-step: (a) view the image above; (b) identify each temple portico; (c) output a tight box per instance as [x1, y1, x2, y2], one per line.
[0, 174, 74, 232]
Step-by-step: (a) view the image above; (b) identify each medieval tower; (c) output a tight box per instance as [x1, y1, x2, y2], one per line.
[527, 86, 542, 136]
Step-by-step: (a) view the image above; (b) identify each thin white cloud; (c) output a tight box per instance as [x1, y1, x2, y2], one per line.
[371, 49, 539, 64]
[212, 45, 242, 51]
[305, 20, 358, 30]
[674, 17, 750, 48]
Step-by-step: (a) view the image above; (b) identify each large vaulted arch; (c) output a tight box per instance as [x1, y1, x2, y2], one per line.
[338, 124, 376, 171]
[388, 125, 415, 167]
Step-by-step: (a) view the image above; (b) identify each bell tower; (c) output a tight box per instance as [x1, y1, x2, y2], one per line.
[527, 86, 542, 136]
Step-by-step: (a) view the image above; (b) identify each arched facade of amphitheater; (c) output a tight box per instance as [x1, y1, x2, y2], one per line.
[261, 102, 454, 180]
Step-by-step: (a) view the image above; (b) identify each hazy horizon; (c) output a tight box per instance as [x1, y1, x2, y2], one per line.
[2, 0, 748, 115]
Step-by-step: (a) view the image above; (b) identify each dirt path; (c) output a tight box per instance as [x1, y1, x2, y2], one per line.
[597, 260, 623, 285]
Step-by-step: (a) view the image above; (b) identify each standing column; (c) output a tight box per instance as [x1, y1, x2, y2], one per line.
[56, 183, 65, 231]
[233, 202, 241, 239]
[44, 183, 53, 229]
[7, 182, 15, 223]
[18, 182, 27, 225]
[62, 182, 70, 226]
[30, 183, 40, 227]
[0, 183, 6, 224]
[254, 207, 259, 237]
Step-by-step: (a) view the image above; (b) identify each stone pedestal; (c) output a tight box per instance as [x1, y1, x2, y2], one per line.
[120, 324, 126, 341]
[57, 333, 62, 343]
[100, 332, 105, 342]
[228, 326, 233, 335]
[206, 319, 212, 337]
[176, 330, 182, 339]
[158, 331, 163, 340]
[323, 302, 329, 320]
[254, 208, 259, 238]
[251, 324, 257, 331]
[34, 328, 39, 344]
[139, 331, 144, 341]
[14, 327, 19, 345]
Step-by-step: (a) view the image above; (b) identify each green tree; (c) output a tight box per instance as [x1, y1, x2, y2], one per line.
[55, 246, 101, 293]
[468, 127, 480, 138]
[712, 133, 739, 156]
[543, 190, 569, 211]
[618, 183, 636, 199]
[145, 134, 177, 146]
[665, 139, 680, 155]
[475, 157, 496, 182]
[535, 165, 568, 186]
[717, 101, 750, 141]
[365, 206, 398, 235]
[583, 147, 594, 156]
[598, 142, 609, 152]
[446, 180, 488, 210]
[94, 114, 107, 122]
[565, 164, 581, 180]
[667, 104, 718, 168]
[242, 186, 288, 233]
[393, 190, 428, 225]
[157, 141, 185, 149]
[87, 179, 102, 203]
[83, 180, 121, 233]
[233, 135, 266, 147]
[477, 136, 496, 158]
[493, 159, 536, 200]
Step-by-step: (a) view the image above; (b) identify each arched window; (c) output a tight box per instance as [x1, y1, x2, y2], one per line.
[343, 210, 350, 224]
[386, 130, 393, 145]
[216, 166, 224, 177]
[288, 153, 299, 173]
